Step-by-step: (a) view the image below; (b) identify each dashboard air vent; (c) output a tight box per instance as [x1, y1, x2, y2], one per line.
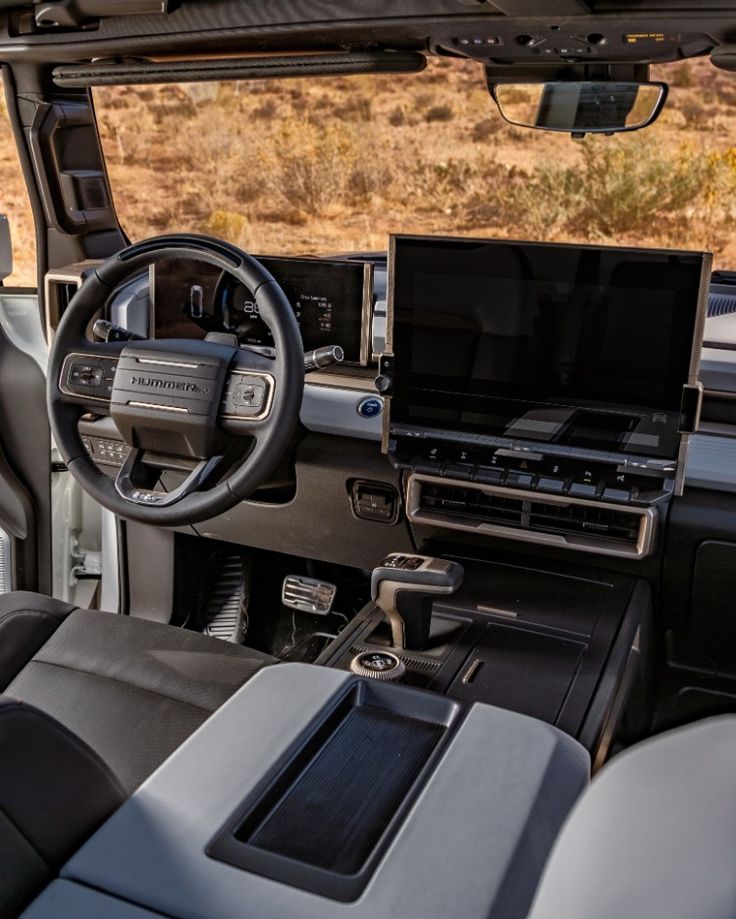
[408, 475, 656, 559]
[707, 292, 736, 318]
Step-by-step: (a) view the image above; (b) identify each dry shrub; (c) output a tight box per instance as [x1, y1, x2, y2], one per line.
[471, 119, 501, 141]
[484, 137, 709, 239]
[257, 118, 364, 214]
[425, 104, 454, 123]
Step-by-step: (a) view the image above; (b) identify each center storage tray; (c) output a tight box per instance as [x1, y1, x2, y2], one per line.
[208, 679, 462, 901]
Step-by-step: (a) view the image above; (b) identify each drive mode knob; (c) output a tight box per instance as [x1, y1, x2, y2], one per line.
[350, 650, 406, 682]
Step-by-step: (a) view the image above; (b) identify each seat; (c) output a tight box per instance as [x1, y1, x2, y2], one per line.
[0, 590, 277, 793]
[528, 715, 736, 919]
[0, 590, 277, 917]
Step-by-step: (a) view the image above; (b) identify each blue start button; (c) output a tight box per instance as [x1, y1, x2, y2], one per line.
[357, 397, 383, 418]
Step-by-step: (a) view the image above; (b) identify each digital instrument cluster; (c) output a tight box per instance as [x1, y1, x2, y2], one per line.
[152, 255, 372, 365]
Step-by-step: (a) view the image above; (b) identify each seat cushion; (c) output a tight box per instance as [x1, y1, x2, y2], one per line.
[2, 598, 277, 794]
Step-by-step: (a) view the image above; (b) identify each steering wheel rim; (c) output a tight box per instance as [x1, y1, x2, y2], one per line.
[47, 234, 305, 526]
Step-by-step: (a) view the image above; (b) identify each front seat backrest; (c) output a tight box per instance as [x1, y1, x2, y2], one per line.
[527, 715, 736, 919]
[0, 697, 126, 918]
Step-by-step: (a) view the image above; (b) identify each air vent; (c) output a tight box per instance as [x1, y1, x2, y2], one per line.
[707, 292, 736, 317]
[408, 474, 656, 559]
[44, 262, 100, 337]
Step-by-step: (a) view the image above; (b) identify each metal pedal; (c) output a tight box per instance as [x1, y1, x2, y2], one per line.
[282, 575, 336, 616]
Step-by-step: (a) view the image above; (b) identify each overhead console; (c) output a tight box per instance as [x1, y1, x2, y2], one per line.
[383, 234, 710, 558]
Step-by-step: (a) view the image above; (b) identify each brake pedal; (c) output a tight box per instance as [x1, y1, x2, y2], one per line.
[282, 575, 336, 615]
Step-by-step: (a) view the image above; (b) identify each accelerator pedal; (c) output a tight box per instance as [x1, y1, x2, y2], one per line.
[282, 575, 336, 616]
[203, 553, 249, 643]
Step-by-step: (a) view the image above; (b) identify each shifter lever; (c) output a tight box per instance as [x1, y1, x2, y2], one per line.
[371, 554, 464, 651]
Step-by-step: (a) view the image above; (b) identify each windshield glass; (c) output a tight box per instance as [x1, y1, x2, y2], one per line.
[94, 57, 734, 264]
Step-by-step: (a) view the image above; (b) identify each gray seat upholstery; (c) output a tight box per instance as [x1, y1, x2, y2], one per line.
[528, 715, 736, 919]
[0, 591, 277, 794]
[0, 590, 277, 916]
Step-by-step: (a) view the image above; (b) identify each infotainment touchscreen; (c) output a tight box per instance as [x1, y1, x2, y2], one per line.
[389, 235, 709, 461]
[152, 255, 371, 364]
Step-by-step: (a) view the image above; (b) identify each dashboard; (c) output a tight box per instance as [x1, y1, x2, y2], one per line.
[151, 255, 373, 365]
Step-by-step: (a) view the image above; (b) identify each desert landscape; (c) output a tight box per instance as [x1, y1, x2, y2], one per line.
[1, 55, 735, 286]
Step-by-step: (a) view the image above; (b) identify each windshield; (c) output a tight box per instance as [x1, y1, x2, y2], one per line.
[94, 57, 734, 269]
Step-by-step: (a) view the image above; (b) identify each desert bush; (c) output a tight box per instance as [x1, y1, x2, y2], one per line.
[425, 104, 454, 123]
[679, 100, 710, 128]
[333, 96, 373, 122]
[669, 62, 695, 88]
[252, 99, 278, 120]
[257, 118, 365, 214]
[490, 136, 709, 239]
[471, 119, 501, 141]
[388, 106, 406, 127]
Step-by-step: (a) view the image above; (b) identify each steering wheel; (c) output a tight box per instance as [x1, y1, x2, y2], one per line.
[47, 235, 304, 526]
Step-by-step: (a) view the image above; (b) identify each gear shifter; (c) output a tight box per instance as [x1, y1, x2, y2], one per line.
[371, 554, 464, 651]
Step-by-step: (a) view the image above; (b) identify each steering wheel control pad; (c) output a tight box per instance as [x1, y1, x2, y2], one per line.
[110, 339, 236, 460]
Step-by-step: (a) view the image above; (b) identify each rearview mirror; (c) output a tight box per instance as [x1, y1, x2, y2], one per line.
[490, 82, 668, 137]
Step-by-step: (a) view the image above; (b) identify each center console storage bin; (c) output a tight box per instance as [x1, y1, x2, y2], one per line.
[447, 623, 586, 722]
[208, 680, 462, 901]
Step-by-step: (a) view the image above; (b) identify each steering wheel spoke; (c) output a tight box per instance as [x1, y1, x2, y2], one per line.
[115, 447, 223, 507]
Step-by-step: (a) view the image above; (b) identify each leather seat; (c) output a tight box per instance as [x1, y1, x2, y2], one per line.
[0, 590, 278, 917]
[0, 591, 277, 794]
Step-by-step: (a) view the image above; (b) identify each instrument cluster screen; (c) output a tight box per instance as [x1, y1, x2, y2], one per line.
[390, 235, 709, 460]
[152, 255, 371, 364]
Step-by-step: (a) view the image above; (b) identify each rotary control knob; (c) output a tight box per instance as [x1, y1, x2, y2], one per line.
[349, 650, 406, 682]
[374, 374, 394, 395]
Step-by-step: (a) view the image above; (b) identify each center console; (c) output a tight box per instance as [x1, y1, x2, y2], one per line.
[26, 664, 589, 919]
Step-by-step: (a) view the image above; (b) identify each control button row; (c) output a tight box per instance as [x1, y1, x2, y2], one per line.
[82, 437, 129, 466]
[412, 460, 635, 504]
[64, 356, 118, 401]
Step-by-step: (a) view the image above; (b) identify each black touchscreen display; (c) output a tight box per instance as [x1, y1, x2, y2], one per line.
[390, 235, 708, 459]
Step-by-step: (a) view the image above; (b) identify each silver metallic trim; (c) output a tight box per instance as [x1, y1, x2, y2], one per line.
[220, 368, 275, 423]
[0, 527, 13, 593]
[406, 473, 658, 560]
[461, 659, 482, 685]
[136, 357, 200, 369]
[360, 261, 374, 366]
[128, 401, 190, 413]
[59, 351, 112, 404]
